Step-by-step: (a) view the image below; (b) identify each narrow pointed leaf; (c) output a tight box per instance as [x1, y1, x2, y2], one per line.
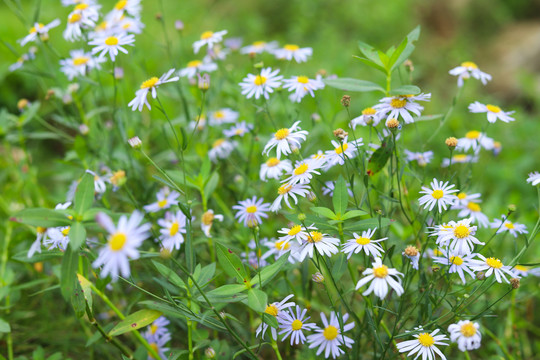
[108, 309, 162, 336]
[74, 172, 95, 214]
[324, 78, 385, 93]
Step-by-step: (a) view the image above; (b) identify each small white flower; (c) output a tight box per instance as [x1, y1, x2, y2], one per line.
[44, 226, 71, 251]
[92, 211, 151, 281]
[261, 238, 300, 264]
[456, 130, 494, 152]
[143, 316, 171, 341]
[374, 93, 431, 124]
[240, 40, 278, 55]
[86, 169, 111, 194]
[356, 257, 404, 299]
[208, 138, 236, 162]
[403, 246, 421, 270]
[451, 192, 482, 208]
[193, 30, 227, 53]
[296, 230, 340, 261]
[418, 178, 459, 213]
[449, 61, 491, 87]
[239, 67, 283, 100]
[256, 294, 295, 340]
[282, 159, 324, 186]
[278, 306, 317, 345]
[323, 137, 363, 170]
[128, 69, 179, 111]
[283, 75, 325, 103]
[432, 249, 477, 284]
[63, 3, 100, 41]
[396, 327, 449, 360]
[233, 196, 270, 227]
[157, 210, 187, 251]
[432, 218, 483, 255]
[143, 187, 180, 213]
[28, 226, 49, 258]
[342, 228, 386, 259]
[89, 33, 135, 62]
[116, 16, 145, 34]
[491, 216, 528, 238]
[468, 101, 515, 124]
[469, 254, 515, 283]
[9, 48, 37, 72]
[448, 320, 482, 352]
[178, 59, 218, 79]
[200, 209, 223, 237]
[274, 44, 312, 63]
[321, 181, 353, 197]
[456, 202, 490, 228]
[263, 121, 308, 159]
[307, 312, 355, 359]
[441, 154, 478, 167]
[512, 265, 540, 278]
[270, 183, 310, 212]
[19, 19, 61, 46]
[260, 157, 292, 181]
[203, 44, 230, 62]
[59, 49, 105, 80]
[527, 171, 540, 186]
[404, 150, 434, 167]
[223, 121, 253, 138]
[208, 108, 239, 126]
[350, 107, 383, 128]
[109, 0, 142, 19]
[277, 224, 314, 246]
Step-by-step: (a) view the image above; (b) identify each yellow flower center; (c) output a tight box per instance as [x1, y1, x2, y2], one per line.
[467, 202, 481, 212]
[390, 98, 407, 109]
[158, 199, 168, 208]
[75, 3, 89, 10]
[235, 128, 243, 135]
[323, 325, 338, 340]
[68, 13, 82, 23]
[355, 236, 370, 245]
[169, 222, 179, 236]
[291, 319, 303, 331]
[433, 249, 443, 256]
[109, 232, 127, 251]
[140, 77, 159, 89]
[514, 265, 528, 272]
[72, 56, 89, 66]
[457, 192, 467, 200]
[486, 257, 503, 269]
[460, 322, 477, 337]
[465, 130, 480, 139]
[246, 205, 257, 214]
[148, 343, 159, 359]
[115, 0, 127, 10]
[187, 60, 202, 68]
[213, 110, 224, 118]
[284, 44, 299, 51]
[96, 21, 108, 31]
[150, 324, 158, 334]
[264, 304, 278, 316]
[288, 225, 302, 236]
[200, 31, 214, 40]
[110, 170, 126, 186]
[453, 154, 468, 162]
[275, 240, 290, 250]
[504, 222, 514, 229]
[266, 157, 280, 167]
[201, 211, 214, 225]
[278, 184, 292, 195]
[37, 226, 47, 234]
[418, 333, 435, 347]
[431, 190, 444, 199]
[297, 76, 309, 84]
[307, 231, 323, 243]
[254, 75, 267, 86]
[294, 163, 309, 175]
[453, 225, 470, 239]
[30, 23, 44, 33]
[486, 104, 501, 113]
[334, 143, 349, 155]
[212, 138, 225, 148]
[105, 36, 119, 46]
[274, 128, 290, 140]
[450, 256, 463, 266]
[362, 107, 377, 116]
[61, 227, 71, 236]
[373, 265, 388, 278]
[253, 41, 266, 47]
[461, 61, 478, 69]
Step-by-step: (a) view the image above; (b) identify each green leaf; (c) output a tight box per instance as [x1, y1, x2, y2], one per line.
[333, 175, 349, 215]
[12, 250, 63, 263]
[109, 310, 162, 336]
[331, 254, 348, 282]
[0, 318, 10, 333]
[378, 50, 390, 68]
[344, 217, 392, 232]
[152, 260, 186, 290]
[74, 172, 95, 215]
[193, 263, 216, 289]
[388, 36, 409, 69]
[71, 276, 86, 318]
[353, 56, 388, 74]
[247, 289, 267, 313]
[324, 78, 385, 93]
[204, 172, 220, 199]
[10, 208, 71, 227]
[389, 85, 421, 96]
[69, 222, 86, 250]
[262, 314, 278, 329]
[358, 41, 384, 66]
[216, 243, 248, 284]
[310, 207, 336, 219]
[203, 284, 248, 303]
[341, 210, 368, 221]
[250, 255, 289, 288]
[391, 26, 421, 71]
[367, 137, 394, 176]
[77, 274, 93, 310]
[60, 246, 79, 300]
[284, 213, 338, 231]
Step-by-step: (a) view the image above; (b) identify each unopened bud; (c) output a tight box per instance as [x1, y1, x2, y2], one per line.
[197, 73, 210, 91]
[160, 248, 172, 259]
[155, 13, 163, 20]
[445, 137, 458, 150]
[114, 67, 124, 79]
[404, 59, 414, 72]
[17, 98, 29, 111]
[341, 95, 351, 107]
[45, 89, 55, 100]
[79, 124, 89, 135]
[297, 213, 306, 221]
[311, 113, 321, 122]
[205, 347, 216, 359]
[476, 271, 486, 280]
[508, 204, 517, 213]
[317, 69, 327, 77]
[386, 118, 400, 129]
[432, 266, 440, 272]
[128, 136, 142, 148]
[312, 272, 324, 283]
[404, 245, 419, 257]
[307, 191, 316, 202]
[254, 62, 264, 69]
[110, 170, 126, 187]
[333, 128, 348, 140]
[34, 262, 43, 273]
[510, 277, 520, 289]
[175, 20, 184, 31]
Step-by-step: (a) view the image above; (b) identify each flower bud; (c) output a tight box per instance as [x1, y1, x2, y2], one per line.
[476, 271, 486, 280]
[128, 136, 142, 148]
[175, 20, 184, 31]
[297, 213, 306, 221]
[341, 95, 351, 107]
[79, 124, 89, 135]
[386, 118, 400, 129]
[404, 245, 419, 257]
[510, 277, 520, 289]
[17, 98, 29, 111]
[508, 204, 517, 213]
[205, 347, 216, 359]
[404, 59, 414, 72]
[445, 137, 458, 150]
[312, 272, 324, 283]
[197, 73, 210, 91]
[110, 170, 126, 187]
[333, 128, 348, 140]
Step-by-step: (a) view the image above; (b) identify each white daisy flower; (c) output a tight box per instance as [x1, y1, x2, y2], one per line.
[200, 209, 223, 237]
[468, 101, 515, 124]
[89, 33, 135, 62]
[512, 265, 540, 278]
[441, 154, 478, 167]
[342, 228, 387, 259]
[256, 294, 295, 340]
[404, 150, 434, 167]
[456, 202, 490, 228]
[193, 30, 227, 54]
[307, 312, 355, 359]
[432, 250, 477, 284]
[144, 331, 171, 360]
[208, 138, 236, 162]
[355, 257, 404, 299]
[109, 0, 142, 20]
[491, 216, 528, 238]
[86, 169, 111, 194]
[92, 211, 151, 281]
[403, 246, 421, 270]
[128, 69, 179, 111]
[527, 171, 540, 186]
[44, 226, 71, 251]
[261, 238, 300, 264]
[189, 115, 207, 131]
[63, 3, 100, 42]
[451, 192, 482, 208]
[448, 320, 482, 352]
[260, 157, 292, 181]
[143, 316, 170, 340]
[469, 254, 515, 284]
[323, 137, 363, 169]
[274, 44, 312, 63]
[207, 108, 239, 126]
[19, 19, 61, 46]
[282, 159, 324, 185]
[418, 178, 459, 213]
[178, 59, 218, 79]
[143, 187, 180, 213]
[223, 121, 253, 138]
[277, 224, 313, 245]
[270, 183, 310, 212]
[157, 210, 187, 252]
[59, 49, 105, 80]
[433, 218, 484, 255]
[263, 121, 308, 159]
[62, 0, 97, 6]
[396, 327, 449, 360]
[456, 130, 494, 152]
[240, 40, 278, 55]
[296, 230, 340, 262]
[203, 44, 230, 62]
[9, 48, 37, 72]
[350, 107, 383, 128]
[115, 16, 145, 34]
[239, 67, 283, 100]
[233, 196, 270, 227]
[321, 181, 354, 197]
[374, 93, 431, 124]
[449, 61, 492, 87]
[283, 75, 325, 103]
[278, 306, 317, 345]
[28, 226, 49, 258]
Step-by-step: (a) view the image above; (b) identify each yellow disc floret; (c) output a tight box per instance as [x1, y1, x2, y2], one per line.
[140, 77, 159, 89]
[453, 225, 470, 239]
[373, 265, 388, 278]
[460, 322, 477, 337]
[105, 36, 119, 46]
[294, 163, 309, 175]
[431, 190, 444, 199]
[274, 128, 290, 140]
[265, 304, 278, 316]
[418, 333, 435, 347]
[291, 319, 303, 331]
[323, 325, 338, 340]
[109, 232, 127, 251]
[486, 257, 503, 269]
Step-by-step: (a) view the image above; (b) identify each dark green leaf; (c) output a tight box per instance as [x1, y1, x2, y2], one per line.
[204, 172, 220, 199]
[10, 208, 71, 227]
[200, 284, 248, 303]
[310, 206, 336, 219]
[152, 260, 186, 290]
[262, 314, 278, 329]
[109, 309, 162, 336]
[0, 318, 10, 333]
[391, 26, 421, 70]
[74, 172, 95, 215]
[324, 78, 385, 93]
[367, 137, 394, 176]
[12, 250, 63, 263]
[247, 289, 267, 313]
[331, 254, 348, 282]
[358, 41, 384, 66]
[69, 222, 86, 250]
[216, 242, 248, 284]
[60, 246, 79, 300]
[77, 274, 93, 311]
[250, 255, 289, 288]
[71, 276, 86, 318]
[333, 175, 349, 215]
